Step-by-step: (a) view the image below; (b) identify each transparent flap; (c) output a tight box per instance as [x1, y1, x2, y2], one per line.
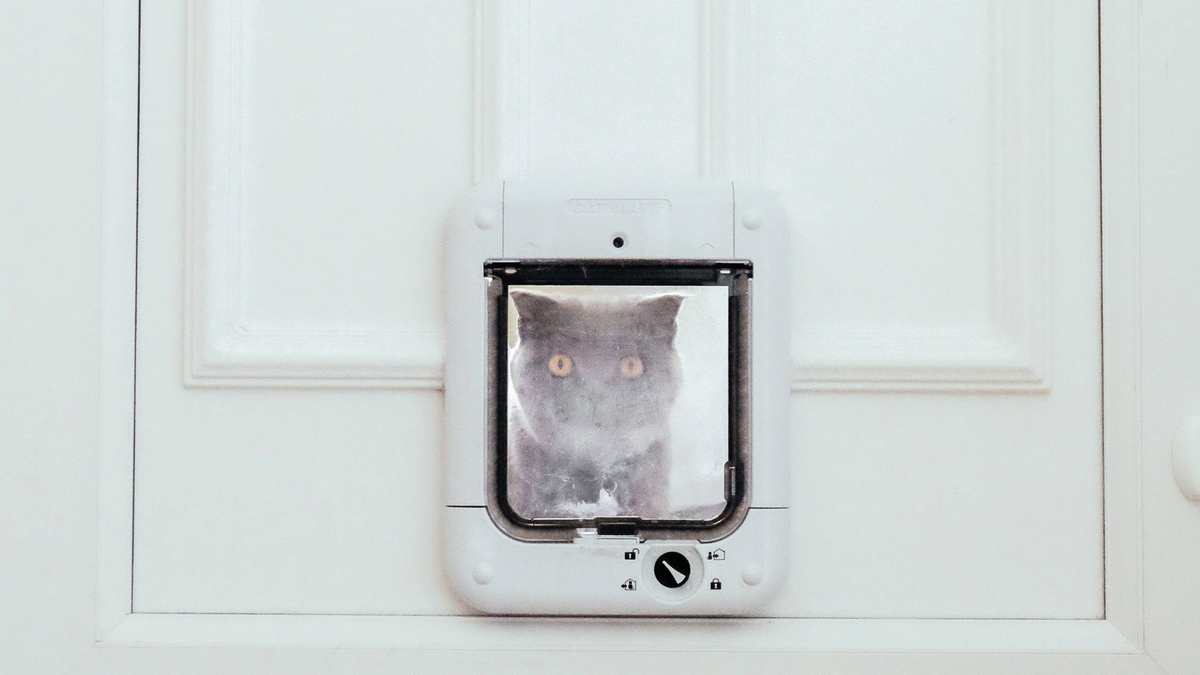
[504, 284, 729, 522]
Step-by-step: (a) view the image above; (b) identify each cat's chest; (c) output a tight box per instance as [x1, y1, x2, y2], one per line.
[513, 415, 665, 468]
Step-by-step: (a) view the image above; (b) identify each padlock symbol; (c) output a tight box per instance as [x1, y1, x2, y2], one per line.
[624, 548, 639, 560]
[710, 578, 723, 590]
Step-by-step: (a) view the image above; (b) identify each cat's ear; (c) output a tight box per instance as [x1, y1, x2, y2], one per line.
[637, 294, 685, 333]
[510, 289, 561, 339]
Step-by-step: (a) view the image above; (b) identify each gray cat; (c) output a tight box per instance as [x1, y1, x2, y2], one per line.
[506, 289, 685, 520]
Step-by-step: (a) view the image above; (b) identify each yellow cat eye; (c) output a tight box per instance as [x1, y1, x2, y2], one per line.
[619, 356, 644, 379]
[548, 354, 573, 377]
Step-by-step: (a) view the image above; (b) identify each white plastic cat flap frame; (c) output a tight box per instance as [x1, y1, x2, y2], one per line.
[444, 181, 790, 615]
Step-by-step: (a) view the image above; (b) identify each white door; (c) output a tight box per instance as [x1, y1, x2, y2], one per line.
[131, 0, 1105, 621]
[4, 0, 1200, 672]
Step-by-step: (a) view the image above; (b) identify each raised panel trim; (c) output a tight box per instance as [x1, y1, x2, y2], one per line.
[184, 0, 444, 389]
[187, 0, 1052, 392]
[720, 1, 1053, 392]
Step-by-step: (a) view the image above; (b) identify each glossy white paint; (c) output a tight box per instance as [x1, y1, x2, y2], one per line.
[186, 0, 1062, 394]
[1138, 3, 1200, 670]
[4, 0, 1200, 672]
[765, 2, 1054, 392]
[129, 0, 1105, 622]
[182, 0, 465, 388]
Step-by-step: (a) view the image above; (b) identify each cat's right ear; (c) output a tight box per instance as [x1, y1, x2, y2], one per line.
[509, 289, 560, 339]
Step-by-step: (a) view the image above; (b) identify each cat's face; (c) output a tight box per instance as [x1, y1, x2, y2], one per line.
[509, 289, 684, 462]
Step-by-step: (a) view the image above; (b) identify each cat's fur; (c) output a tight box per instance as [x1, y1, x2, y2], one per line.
[506, 289, 685, 519]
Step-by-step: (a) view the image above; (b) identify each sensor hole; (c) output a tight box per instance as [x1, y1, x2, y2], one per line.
[612, 236, 625, 249]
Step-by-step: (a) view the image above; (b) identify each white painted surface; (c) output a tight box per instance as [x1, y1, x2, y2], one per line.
[96, 0, 139, 638]
[1138, 2, 1200, 670]
[133, 0, 471, 614]
[133, 0, 1104, 621]
[0, 3, 105, 674]
[5, 0, 1200, 671]
[768, 2, 1056, 392]
[184, 0, 468, 387]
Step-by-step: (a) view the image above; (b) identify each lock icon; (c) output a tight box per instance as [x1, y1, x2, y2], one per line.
[710, 578, 722, 590]
[624, 548, 639, 560]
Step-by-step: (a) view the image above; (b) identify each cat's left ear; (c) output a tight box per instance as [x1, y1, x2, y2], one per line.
[510, 289, 563, 340]
[637, 293, 686, 328]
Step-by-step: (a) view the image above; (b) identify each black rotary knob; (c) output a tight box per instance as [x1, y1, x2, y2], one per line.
[653, 551, 691, 588]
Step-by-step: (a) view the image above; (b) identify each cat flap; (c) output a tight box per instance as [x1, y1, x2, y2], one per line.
[486, 261, 752, 539]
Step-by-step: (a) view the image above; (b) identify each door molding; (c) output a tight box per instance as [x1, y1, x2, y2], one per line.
[182, 0, 1054, 393]
[89, 0, 1180, 672]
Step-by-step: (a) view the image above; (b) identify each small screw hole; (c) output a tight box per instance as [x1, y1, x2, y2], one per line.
[612, 236, 625, 248]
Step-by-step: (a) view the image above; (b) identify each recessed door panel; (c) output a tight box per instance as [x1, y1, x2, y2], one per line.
[133, 0, 1102, 619]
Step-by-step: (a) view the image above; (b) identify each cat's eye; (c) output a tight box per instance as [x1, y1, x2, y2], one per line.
[548, 354, 573, 377]
[619, 356, 644, 379]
